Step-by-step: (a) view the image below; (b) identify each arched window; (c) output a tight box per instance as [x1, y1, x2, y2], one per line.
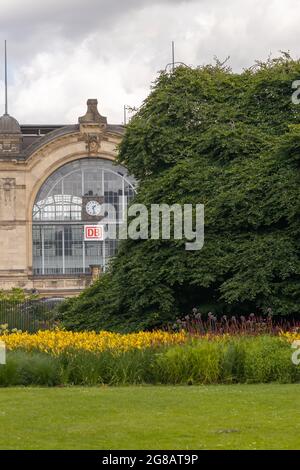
[32, 158, 136, 275]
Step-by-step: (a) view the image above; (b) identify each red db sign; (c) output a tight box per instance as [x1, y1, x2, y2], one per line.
[84, 225, 104, 241]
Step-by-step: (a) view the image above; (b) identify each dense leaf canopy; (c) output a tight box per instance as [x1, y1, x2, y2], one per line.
[60, 56, 300, 331]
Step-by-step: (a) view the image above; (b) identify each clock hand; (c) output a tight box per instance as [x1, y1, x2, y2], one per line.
[92, 203, 98, 215]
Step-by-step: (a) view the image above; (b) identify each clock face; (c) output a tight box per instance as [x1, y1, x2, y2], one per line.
[85, 200, 102, 217]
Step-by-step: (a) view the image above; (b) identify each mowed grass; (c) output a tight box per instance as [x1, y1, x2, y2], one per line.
[1, 384, 300, 450]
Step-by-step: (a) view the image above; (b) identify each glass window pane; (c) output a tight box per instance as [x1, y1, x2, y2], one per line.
[33, 158, 136, 275]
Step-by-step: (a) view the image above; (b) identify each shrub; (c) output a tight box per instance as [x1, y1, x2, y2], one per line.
[243, 336, 299, 384]
[153, 341, 222, 384]
[219, 339, 246, 383]
[0, 351, 61, 387]
[152, 336, 300, 385]
[55, 348, 157, 386]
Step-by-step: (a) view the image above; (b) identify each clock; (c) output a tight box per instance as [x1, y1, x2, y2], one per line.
[86, 200, 102, 216]
[82, 195, 104, 221]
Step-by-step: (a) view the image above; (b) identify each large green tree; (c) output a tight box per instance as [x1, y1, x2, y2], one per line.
[59, 56, 300, 331]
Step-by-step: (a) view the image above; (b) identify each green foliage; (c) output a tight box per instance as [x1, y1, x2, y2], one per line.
[0, 289, 59, 332]
[60, 55, 300, 331]
[58, 348, 155, 385]
[154, 341, 222, 384]
[243, 336, 298, 383]
[0, 288, 38, 302]
[0, 351, 61, 386]
[0, 336, 299, 386]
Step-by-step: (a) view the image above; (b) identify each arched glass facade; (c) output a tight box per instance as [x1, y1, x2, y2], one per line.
[32, 158, 135, 275]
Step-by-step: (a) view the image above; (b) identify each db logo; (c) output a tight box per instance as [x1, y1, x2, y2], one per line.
[84, 225, 104, 241]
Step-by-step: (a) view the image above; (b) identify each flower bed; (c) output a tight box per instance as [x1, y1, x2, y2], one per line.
[0, 330, 299, 387]
[0, 329, 187, 354]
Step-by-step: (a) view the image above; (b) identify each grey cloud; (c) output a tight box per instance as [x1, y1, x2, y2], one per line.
[0, 0, 299, 124]
[0, 0, 198, 75]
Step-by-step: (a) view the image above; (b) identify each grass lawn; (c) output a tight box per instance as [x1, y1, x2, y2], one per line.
[0, 384, 299, 450]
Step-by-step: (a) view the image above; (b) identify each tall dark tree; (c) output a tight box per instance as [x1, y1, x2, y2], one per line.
[59, 56, 300, 331]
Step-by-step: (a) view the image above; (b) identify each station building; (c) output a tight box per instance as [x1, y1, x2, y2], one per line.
[0, 99, 135, 296]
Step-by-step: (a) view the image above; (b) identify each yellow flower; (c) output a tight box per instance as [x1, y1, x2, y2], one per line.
[1, 329, 187, 355]
[280, 330, 300, 343]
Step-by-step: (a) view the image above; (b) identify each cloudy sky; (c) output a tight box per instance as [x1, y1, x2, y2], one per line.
[0, 0, 299, 124]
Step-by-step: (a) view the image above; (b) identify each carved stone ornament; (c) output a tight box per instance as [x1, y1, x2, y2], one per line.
[78, 99, 107, 129]
[0, 178, 16, 205]
[81, 133, 102, 154]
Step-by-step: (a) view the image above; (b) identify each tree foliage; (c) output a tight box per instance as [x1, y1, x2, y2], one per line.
[60, 55, 300, 331]
[0, 288, 38, 302]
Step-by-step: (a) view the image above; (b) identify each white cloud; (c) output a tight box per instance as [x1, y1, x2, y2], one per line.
[0, 0, 299, 124]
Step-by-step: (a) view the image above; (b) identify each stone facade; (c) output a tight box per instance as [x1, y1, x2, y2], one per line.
[0, 99, 124, 296]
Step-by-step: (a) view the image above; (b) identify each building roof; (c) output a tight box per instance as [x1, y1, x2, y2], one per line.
[0, 100, 125, 160]
[20, 123, 124, 160]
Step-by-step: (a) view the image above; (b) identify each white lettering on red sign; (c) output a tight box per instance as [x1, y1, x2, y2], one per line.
[84, 225, 104, 241]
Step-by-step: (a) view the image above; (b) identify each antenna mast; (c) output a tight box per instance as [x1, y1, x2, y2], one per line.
[4, 40, 8, 114]
[172, 41, 175, 72]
